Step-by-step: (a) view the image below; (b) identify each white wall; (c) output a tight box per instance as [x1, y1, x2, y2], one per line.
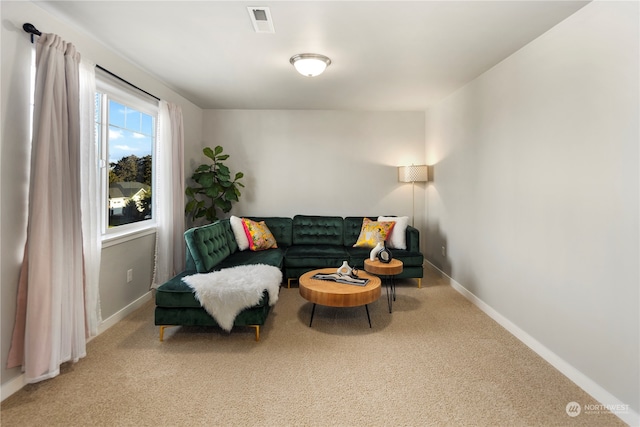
[1, 1, 203, 392]
[425, 0, 639, 420]
[200, 110, 426, 227]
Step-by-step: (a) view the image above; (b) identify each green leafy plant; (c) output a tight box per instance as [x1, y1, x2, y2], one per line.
[122, 193, 151, 222]
[185, 146, 244, 223]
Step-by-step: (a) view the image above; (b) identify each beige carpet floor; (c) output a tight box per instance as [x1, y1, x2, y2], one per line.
[1, 265, 625, 426]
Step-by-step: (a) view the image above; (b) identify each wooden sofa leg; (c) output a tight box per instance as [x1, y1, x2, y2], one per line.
[417, 278, 422, 289]
[287, 278, 295, 289]
[248, 325, 260, 341]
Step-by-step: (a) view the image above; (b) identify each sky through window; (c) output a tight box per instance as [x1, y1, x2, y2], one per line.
[107, 100, 153, 164]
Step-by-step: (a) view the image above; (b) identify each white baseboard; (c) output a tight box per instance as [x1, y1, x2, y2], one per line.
[426, 261, 639, 427]
[1, 371, 26, 402]
[96, 291, 152, 336]
[1, 291, 152, 402]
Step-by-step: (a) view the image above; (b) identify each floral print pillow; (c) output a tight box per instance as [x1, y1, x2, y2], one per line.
[242, 218, 278, 251]
[353, 217, 396, 248]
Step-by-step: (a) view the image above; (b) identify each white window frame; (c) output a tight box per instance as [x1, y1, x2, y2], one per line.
[96, 70, 159, 245]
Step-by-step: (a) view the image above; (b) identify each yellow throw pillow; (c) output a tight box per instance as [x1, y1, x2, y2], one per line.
[242, 218, 278, 251]
[353, 217, 396, 248]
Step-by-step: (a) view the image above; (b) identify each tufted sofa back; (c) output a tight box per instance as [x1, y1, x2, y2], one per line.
[292, 215, 344, 245]
[182, 215, 422, 275]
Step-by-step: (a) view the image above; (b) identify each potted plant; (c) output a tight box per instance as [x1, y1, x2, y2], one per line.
[185, 145, 244, 223]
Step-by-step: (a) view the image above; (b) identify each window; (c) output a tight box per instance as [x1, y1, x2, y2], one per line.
[95, 71, 158, 239]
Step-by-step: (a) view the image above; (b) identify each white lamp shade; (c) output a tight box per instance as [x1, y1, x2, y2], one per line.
[290, 54, 331, 77]
[398, 165, 429, 183]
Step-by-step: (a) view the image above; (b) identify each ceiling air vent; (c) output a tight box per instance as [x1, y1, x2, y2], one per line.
[248, 7, 275, 33]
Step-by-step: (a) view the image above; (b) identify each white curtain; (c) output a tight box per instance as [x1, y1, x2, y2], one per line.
[151, 101, 185, 288]
[7, 34, 87, 382]
[79, 59, 102, 337]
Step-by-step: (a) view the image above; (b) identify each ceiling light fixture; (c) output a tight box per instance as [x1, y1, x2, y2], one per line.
[290, 53, 331, 77]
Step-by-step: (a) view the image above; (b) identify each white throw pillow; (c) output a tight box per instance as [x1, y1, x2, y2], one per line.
[377, 216, 409, 250]
[230, 215, 250, 251]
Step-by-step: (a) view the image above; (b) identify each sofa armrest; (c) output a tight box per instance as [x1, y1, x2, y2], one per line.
[406, 225, 420, 253]
[184, 222, 232, 273]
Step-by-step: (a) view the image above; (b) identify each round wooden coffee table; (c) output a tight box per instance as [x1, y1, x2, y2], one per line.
[299, 268, 381, 328]
[364, 259, 403, 313]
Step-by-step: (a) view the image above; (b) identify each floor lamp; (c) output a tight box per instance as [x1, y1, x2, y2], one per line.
[398, 165, 429, 227]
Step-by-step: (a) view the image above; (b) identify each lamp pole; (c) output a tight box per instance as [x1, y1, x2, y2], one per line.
[398, 164, 429, 228]
[411, 180, 416, 227]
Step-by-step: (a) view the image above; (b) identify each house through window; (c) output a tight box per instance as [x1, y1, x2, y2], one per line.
[95, 71, 158, 236]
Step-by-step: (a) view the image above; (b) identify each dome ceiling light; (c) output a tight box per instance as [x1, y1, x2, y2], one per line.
[289, 53, 331, 77]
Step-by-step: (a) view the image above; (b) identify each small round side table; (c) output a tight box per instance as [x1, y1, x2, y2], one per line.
[364, 258, 403, 313]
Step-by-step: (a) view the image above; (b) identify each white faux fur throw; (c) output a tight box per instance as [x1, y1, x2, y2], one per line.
[182, 264, 282, 332]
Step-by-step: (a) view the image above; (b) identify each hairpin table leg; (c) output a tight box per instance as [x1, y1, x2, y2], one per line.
[365, 304, 372, 328]
[309, 303, 316, 327]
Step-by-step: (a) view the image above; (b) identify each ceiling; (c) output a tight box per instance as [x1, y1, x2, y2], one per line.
[35, 1, 590, 111]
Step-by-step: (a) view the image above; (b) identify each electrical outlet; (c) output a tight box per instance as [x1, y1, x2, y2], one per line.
[441, 246, 446, 257]
[127, 269, 133, 283]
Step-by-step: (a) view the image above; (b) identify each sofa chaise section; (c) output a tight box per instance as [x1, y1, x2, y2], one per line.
[154, 219, 282, 341]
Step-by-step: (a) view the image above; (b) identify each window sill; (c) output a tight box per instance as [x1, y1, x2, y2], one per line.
[102, 226, 156, 248]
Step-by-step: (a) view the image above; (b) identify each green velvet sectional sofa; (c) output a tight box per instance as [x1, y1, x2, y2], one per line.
[154, 215, 424, 340]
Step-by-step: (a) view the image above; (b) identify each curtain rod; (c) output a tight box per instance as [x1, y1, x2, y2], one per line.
[23, 23, 161, 102]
